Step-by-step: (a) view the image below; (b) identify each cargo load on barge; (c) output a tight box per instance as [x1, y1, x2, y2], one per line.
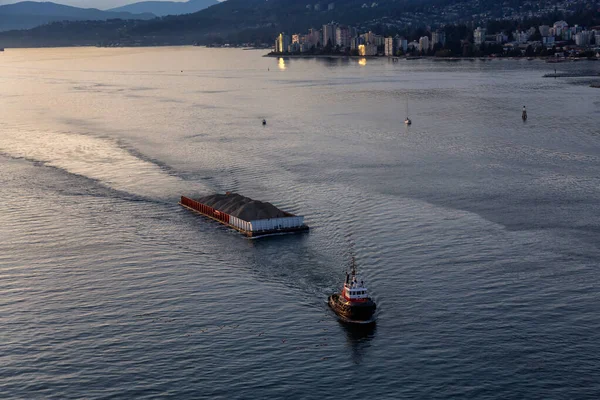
[180, 192, 309, 238]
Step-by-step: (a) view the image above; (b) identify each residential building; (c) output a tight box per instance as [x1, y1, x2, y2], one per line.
[575, 31, 591, 46]
[398, 36, 408, 52]
[431, 29, 446, 49]
[495, 33, 508, 43]
[513, 30, 529, 44]
[275, 33, 290, 53]
[323, 23, 336, 47]
[474, 27, 486, 45]
[307, 28, 320, 47]
[335, 26, 351, 49]
[384, 37, 396, 56]
[358, 43, 377, 56]
[539, 25, 550, 37]
[418, 36, 429, 52]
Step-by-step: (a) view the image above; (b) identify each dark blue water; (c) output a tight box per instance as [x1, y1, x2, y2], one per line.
[1, 48, 600, 399]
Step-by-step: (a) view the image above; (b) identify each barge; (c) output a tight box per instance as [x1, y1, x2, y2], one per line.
[180, 192, 309, 238]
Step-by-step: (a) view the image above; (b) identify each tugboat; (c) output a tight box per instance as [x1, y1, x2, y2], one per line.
[328, 260, 376, 324]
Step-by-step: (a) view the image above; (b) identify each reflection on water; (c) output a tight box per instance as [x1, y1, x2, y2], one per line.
[278, 57, 286, 70]
[358, 58, 367, 66]
[341, 320, 377, 364]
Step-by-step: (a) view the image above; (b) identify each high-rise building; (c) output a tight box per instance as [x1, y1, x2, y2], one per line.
[430, 29, 446, 49]
[398, 36, 408, 52]
[275, 33, 291, 53]
[335, 26, 351, 49]
[575, 31, 591, 46]
[553, 20, 568, 37]
[418, 36, 430, 53]
[358, 43, 377, 56]
[474, 27, 486, 45]
[384, 37, 396, 56]
[323, 23, 336, 47]
[307, 28, 320, 47]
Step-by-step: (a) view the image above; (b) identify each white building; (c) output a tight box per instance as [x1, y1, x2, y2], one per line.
[335, 26, 351, 49]
[575, 31, 591, 46]
[539, 25, 550, 37]
[322, 23, 336, 47]
[513, 31, 529, 44]
[430, 29, 446, 49]
[474, 27, 486, 45]
[275, 33, 290, 53]
[553, 20, 568, 37]
[384, 37, 396, 56]
[418, 36, 429, 52]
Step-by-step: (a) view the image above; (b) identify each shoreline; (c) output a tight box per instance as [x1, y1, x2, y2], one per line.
[264, 53, 600, 62]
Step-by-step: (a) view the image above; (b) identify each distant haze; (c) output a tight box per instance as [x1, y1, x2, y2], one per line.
[0, 0, 224, 10]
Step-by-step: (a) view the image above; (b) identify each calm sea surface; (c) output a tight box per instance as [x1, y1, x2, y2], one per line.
[1, 48, 600, 399]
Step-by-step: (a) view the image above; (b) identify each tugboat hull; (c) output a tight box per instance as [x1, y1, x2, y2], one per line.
[328, 294, 376, 324]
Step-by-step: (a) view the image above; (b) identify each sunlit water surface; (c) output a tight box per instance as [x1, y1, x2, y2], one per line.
[1, 48, 600, 399]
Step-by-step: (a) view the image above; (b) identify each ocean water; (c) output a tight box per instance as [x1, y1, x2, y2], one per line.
[1, 48, 600, 399]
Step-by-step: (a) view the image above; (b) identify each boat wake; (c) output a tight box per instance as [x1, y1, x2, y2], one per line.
[0, 126, 210, 200]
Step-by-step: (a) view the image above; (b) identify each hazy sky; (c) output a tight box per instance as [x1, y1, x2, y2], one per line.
[0, 0, 224, 10]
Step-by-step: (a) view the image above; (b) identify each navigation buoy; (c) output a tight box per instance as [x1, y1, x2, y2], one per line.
[522, 106, 528, 121]
[262, 119, 267, 126]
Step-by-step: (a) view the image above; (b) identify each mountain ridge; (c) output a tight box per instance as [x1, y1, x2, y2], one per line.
[0, 1, 155, 31]
[108, 0, 218, 17]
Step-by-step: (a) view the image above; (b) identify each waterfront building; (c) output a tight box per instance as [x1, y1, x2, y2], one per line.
[513, 30, 529, 44]
[398, 36, 408, 52]
[474, 27, 486, 45]
[539, 25, 550, 37]
[323, 23, 336, 47]
[358, 43, 377, 56]
[430, 29, 446, 49]
[418, 36, 429, 53]
[495, 33, 508, 44]
[575, 31, 591, 46]
[335, 26, 351, 49]
[553, 20, 568, 37]
[350, 36, 364, 51]
[300, 42, 311, 53]
[384, 37, 395, 56]
[275, 33, 291, 53]
[307, 28, 321, 47]
[361, 31, 376, 45]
